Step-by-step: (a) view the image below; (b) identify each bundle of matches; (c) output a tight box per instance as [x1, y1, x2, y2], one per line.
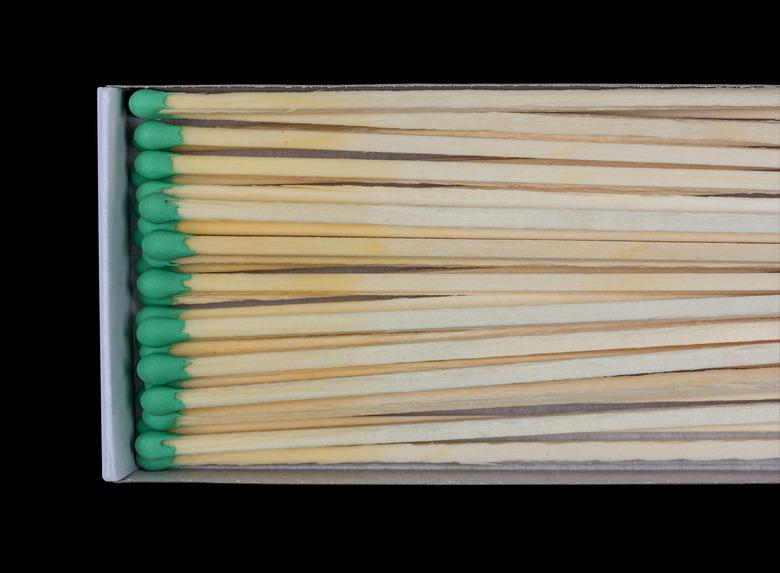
[129, 87, 780, 471]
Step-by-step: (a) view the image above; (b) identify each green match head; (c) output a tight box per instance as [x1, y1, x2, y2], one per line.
[140, 345, 173, 357]
[128, 89, 172, 119]
[131, 169, 150, 187]
[136, 354, 191, 386]
[142, 231, 196, 261]
[137, 316, 190, 347]
[135, 257, 153, 274]
[140, 385, 186, 415]
[136, 418, 151, 434]
[137, 269, 192, 300]
[136, 306, 183, 323]
[135, 151, 177, 180]
[137, 218, 179, 236]
[136, 180, 178, 202]
[136, 454, 177, 471]
[132, 229, 144, 249]
[134, 120, 184, 150]
[138, 194, 182, 223]
[138, 294, 175, 306]
[143, 410, 182, 431]
[141, 254, 171, 268]
[134, 430, 180, 460]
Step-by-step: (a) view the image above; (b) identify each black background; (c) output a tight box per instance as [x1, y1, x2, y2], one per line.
[48, 8, 780, 547]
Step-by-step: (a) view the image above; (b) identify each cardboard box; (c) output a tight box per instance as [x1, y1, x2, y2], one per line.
[98, 85, 780, 483]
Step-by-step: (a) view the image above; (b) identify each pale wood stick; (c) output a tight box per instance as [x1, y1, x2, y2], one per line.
[169, 414, 485, 435]
[173, 260, 780, 273]
[176, 332, 780, 400]
[166, 126, 780, 168]
[168, 438, 780, 465]
[166, 293, 316, 305]
[160, 112, 780, 147]
[160, 403, 780, 454]
[166, 155, 780, 191]
[177, 296, 780, 341]
[177, 236, 780, 261]
[171, 293, 707, 320]
[166, 316, 776, 358]
[596, 108, 780, 120]
[180, 272, 780, 295]
[159, 88, 780, 113]
[156, 184, 780, 213]
[174, 221, 780, 243]
[178, 343, 773, 389]
[171, 367, 780, 424]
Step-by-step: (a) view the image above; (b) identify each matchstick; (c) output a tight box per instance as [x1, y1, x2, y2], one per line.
[598, 108, 780, 120]
[134, 152, 780, 192]
[135, 295, 780, 347]
[139, 366, 780, 430]
[134, 121, 780, 169]
[139, 233, 780, 264]
[137, 270, 780, 300]
[136, 322, 779, 390]
[133, 403, 780, 459]
[134, 112, 780, 147]
[139, 218, 780, 243]
[136, 438, 780, 469]
[136, 182, 780, 213]
[128, 88, 780, 117]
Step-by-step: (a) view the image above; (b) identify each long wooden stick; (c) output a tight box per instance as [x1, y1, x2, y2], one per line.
[598, 108, 780, 120]
[154, 236, 780, 262]
[162, 367, 780, 425]
[143, 271, 780, 297]
[144, 154, 780, 192]
[147, 184, 780, 213]
[142, 124, 780, 168]
[144, 88, 780, 113]
[161, 439, 780, 466]
[145, 403, 780, 455]
[158, 296, 780, 342]
[154, 112, 780, 147]
[170, 221, 780, 243]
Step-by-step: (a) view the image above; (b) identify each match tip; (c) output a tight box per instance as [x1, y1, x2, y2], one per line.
[140, 385, 186, 415]
[136, 305, 183, 324]
[141, 254, 172, 269]
[128, 89, 171, 119]
[138, 294, 175, 307]
[137, 218, 178, 236]
[143, 410, 181, 431]
[137, 269, 192, 300]
[137, 354, 190, 387]
[134, 120, 184, 150]
[138, 193, 182, 224]
[136, 180, 177, 202]
[136, 454, 177, 471]
[134, 151, 176, 180]
[136, 417, 151, 434]
[132, 229, 144, 249]
[142, 230, 196, 261]
[135, 257, 153, 275]
[134, 430, 179, 460]
[137, 316, 189, 347]
[140, 345, 173, 357]
[131, 169, 150, 188]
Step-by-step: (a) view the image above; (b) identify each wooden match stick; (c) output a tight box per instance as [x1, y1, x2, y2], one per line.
[139, 366, 780, 430]
[137, 270, 780, 301]
[133, 403, 780, 461]
[128, 88, 780, 117]
[140, 233, 780, 265]
[598, 108, 780, 120]
[134, 121, 780, 169]
[134, 152, 780, 192]
[136, 320, 779, 390]
[136, 182, 780, 213]
[135, 295, 780, 347]
[136, 438, 780, 469]
[136, 112, 780, 147]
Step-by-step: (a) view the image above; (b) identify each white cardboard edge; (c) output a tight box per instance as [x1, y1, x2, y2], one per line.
[98, 87, 136, 481]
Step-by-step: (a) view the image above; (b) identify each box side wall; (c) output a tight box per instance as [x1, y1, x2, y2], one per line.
[98, 87, 136, 481]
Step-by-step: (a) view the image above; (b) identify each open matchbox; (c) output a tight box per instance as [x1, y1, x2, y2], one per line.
[98, 84, 780, 484]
